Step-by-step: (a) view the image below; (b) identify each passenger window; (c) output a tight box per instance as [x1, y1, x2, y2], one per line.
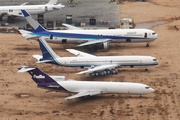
[152, 32, 156, 35]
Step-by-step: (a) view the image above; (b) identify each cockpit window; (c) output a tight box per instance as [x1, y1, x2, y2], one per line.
[152, 32, 156, 35]
[145, 86, 150, 89]
[153, 59, 157, 61]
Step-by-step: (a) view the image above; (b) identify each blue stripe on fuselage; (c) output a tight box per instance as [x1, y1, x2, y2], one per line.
[30, 31, 150, 40]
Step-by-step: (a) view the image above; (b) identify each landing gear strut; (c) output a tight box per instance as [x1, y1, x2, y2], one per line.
[145, 68, 148, 71]
[139, 94, 143, 98]
[146, 44, 149, 47]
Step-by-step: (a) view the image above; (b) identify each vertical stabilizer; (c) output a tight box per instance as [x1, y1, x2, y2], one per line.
[18, 67, 56, 84]
[18, 66, 68, 91]
[21, 10, 46, 33]
[38, 38, 60, 62]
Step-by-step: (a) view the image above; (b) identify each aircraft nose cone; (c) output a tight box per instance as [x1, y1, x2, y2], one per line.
[150, 88, 154, 92]
[156, 60, 159, 65]
[61, 5, 65, 8]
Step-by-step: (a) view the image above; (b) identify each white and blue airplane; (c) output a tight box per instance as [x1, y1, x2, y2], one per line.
[0, 0, 65, 20]
[18, 66, 155, 99]
[32, 38, 158, 76]
[19, 10, 157, 50]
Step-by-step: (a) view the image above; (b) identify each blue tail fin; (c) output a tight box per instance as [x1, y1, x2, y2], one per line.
[18, 67, 56, 84]
[21, 10, 46, 33]
[18, 66, 68, 91]
[38, 38, 60, 62]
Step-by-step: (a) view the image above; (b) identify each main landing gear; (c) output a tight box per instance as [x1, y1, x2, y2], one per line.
[146, 43, 149, 47]
[145, 68, 148, 71]
[139, 94, 143, 98]
[90, 69, 118, 76]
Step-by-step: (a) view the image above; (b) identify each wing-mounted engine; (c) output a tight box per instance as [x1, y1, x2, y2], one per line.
[103, 42, 109, 50]
[50, 76, 65, 81]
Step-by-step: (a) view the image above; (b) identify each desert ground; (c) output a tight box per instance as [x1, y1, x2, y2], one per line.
[0, 0, 180, 120]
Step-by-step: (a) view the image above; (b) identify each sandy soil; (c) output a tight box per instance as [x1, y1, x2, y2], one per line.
[0, 0, 180, 119]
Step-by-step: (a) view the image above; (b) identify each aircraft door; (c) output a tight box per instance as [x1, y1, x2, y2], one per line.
[128, 87, 134, 94]
[45, 6, 48, 11]
[62, 39, 67, 43]
[50, 34, 53, 39]
[126, 38, 131, 42]
[144, 33, 147, 38]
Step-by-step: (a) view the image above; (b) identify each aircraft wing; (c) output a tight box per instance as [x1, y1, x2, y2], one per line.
[76, 64, 120, 74]
[20, 2, 28, 6]
[62, 23, 84, 30]
[77, 39, 112, 47]
[65, 90, 101, 99]
[66, 49, 97, 57]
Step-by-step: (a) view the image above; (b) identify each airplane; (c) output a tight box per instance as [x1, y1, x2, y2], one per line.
[32, 37, 158, 76]
[18, 66, 155, 99]
[0, 0, 65, 20]
[19, 10, 157, 50]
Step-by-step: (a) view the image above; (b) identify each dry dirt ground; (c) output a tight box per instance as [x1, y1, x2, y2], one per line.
[0, 0, 180, 120]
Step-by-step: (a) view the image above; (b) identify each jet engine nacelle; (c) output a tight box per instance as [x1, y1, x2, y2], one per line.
[103, 42, 109, 50]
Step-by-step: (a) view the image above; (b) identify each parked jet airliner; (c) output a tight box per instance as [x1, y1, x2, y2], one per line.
[32, 38, 158, 76]
[19, 10, 157, 50]
[0, 0, 65, 20]
[18, 66, 154, 99]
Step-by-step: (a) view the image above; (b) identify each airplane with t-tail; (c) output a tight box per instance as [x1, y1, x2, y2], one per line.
[32, 38, 158, 76]
[19, 10, 157, 50]
[18, 66, 155, 99]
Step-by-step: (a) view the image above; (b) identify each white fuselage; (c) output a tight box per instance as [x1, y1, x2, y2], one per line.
[38, 28, 157, 44]
[53, 56, 158, 68]
[50, 80, 154, 95]
[0, 4, 64, 17]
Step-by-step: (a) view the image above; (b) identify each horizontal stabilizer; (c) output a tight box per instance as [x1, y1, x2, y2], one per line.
[36, 60, 54, 63]
[33, 55, 43, 61]
[77, 39, 111, 47]
[19, 29, 40, 40]
[62, 23, 84, 30]
[65, 90, 101, 99]
[33, 55, 53, 63]
[19, 29, 32, 35]
[20, 2, 28, 6]
[18, 67, 36, 73]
